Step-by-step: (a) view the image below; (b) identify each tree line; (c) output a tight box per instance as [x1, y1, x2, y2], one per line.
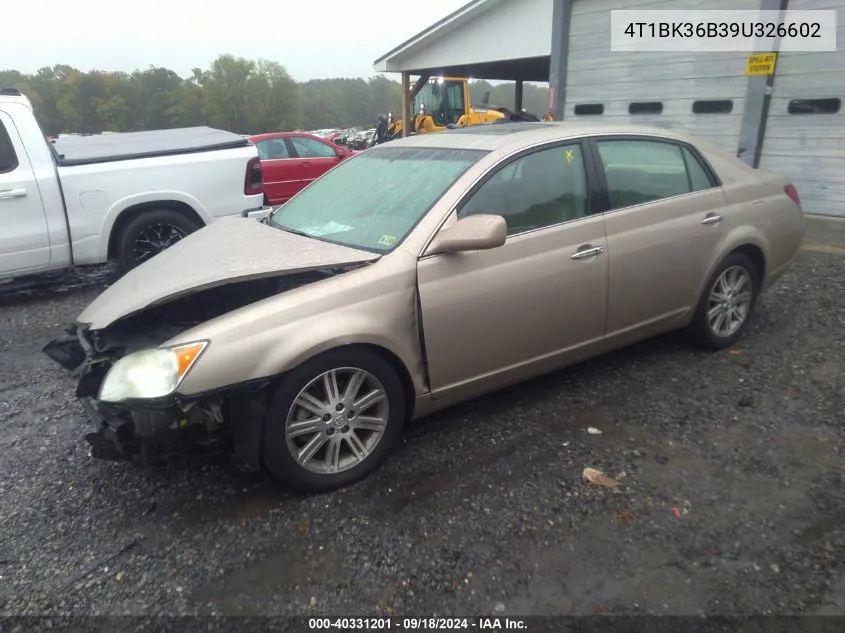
[1, 54, 551, 136]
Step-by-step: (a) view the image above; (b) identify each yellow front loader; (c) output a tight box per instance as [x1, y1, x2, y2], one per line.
[382, 76, 506, 139]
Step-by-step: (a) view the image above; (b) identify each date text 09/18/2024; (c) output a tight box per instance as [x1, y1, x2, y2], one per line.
[308, 617, 528, 631]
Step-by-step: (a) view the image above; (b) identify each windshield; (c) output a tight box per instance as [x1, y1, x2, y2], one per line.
[268, 147, 487, 252]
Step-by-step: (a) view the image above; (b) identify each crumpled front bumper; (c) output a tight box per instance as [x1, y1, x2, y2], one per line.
[42, 326, 184, 462]
[44, 325, 268, 470]
[81, 397, 190, 463]
[80, 397, 136, 461]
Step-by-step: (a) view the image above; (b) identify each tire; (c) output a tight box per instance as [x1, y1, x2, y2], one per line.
[689, 252, 760, 350]
[116, 209, 201, 273]
[262, 348, 406, 493]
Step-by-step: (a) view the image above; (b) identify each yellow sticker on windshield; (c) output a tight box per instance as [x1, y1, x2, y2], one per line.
[565, 149, 575, 164]
[378, 235, 397, 246]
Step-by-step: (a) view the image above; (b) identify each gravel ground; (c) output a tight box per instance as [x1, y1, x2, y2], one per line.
[0, 250, 843, 618]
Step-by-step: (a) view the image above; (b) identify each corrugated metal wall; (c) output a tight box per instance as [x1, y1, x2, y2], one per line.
[564, 0, 845, 216]
[759, 0, 845, 216]
[565, 0, 760, 153]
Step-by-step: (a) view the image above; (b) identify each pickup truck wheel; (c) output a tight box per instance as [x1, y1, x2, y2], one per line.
[262, 349, 406, 493]
[116, 209, 201, 272]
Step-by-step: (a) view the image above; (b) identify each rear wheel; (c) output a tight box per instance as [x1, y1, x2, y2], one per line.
[262, 349, 406, 492]
[689, 252, 759, 350]
[116, 209, 201, 273]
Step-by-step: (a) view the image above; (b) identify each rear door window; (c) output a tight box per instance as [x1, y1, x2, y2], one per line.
[256, 138, 291, 160]
[0, 120, 19, 174]
[596, 139, 702, 209]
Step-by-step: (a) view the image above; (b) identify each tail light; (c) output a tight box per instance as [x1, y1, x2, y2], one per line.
[784, 183, 801, 209]
[244, 157, 263, 196]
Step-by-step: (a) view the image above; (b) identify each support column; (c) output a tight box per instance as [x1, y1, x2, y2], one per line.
[547, 0, 572, 120]
[401, 72, 411, 138]
[515, 80, 524, 111]
[736, 0, 788, 166]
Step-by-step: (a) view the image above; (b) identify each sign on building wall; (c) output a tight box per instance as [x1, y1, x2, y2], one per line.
[746, 53, 778, 75]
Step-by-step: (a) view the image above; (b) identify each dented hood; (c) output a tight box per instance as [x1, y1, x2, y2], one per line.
[78, 216, 380, 330]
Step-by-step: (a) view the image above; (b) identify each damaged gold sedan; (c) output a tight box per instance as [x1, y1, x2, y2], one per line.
[45, 122, 805, 492]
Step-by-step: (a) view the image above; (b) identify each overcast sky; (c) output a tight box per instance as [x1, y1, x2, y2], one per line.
[4, 0, 470, 80]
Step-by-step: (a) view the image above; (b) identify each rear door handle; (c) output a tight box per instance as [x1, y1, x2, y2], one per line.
[0, 188, 26, 200]
[701, 213, 723, 225]
[570, 245, 605, 260]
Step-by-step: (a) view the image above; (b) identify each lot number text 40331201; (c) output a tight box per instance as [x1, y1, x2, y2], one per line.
[308, 617, 528, 631]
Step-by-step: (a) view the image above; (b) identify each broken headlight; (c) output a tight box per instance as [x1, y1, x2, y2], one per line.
[98, 341, 208, 403]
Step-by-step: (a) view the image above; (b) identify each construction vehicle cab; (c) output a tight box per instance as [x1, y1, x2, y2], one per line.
[388, 76, 505, 138]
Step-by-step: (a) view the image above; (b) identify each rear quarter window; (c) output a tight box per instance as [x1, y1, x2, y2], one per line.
[682, 146, 716, 191]
[0, 120, 19, 174]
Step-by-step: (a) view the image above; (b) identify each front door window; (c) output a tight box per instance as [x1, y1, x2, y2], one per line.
[459, 143, 589, 235]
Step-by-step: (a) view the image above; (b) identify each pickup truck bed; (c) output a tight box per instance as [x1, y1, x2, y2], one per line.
[1, 90, 265, 282]
[51, 127, 251, 167]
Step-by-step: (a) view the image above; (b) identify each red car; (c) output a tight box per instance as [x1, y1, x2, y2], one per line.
[249, 132, 355, 205]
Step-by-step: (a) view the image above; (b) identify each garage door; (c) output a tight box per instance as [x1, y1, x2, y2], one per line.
[565, 0, 758, 154]
[758, 0, 845, 217]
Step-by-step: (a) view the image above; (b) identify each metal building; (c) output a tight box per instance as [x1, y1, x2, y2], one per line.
[374, 0, 845, 217]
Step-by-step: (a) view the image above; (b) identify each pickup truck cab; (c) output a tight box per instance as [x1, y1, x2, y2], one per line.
[0, 89, 265, 285]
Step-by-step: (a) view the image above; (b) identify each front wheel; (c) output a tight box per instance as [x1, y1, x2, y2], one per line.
[262, 349, 406, 492]
[689, 252, 759, 350]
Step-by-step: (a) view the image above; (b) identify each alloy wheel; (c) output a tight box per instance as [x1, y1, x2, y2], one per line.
[707, 265, 754, 338]
[133, 223, 188, 263]
[284, 367, 389, 475]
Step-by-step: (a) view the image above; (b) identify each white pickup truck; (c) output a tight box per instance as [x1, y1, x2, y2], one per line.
[0, 88, 266, 287]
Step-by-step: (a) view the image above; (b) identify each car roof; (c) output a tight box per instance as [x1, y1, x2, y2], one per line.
[375, 121, 709, 153]
[249, 131, 328, 142]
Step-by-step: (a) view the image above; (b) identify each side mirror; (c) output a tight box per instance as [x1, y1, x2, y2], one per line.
[426, 214, 507, 256]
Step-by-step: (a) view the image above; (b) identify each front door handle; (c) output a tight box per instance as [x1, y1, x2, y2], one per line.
[0, 188, 26, 200]
[571, 245, 605, 260]
[701, 213, 723, 225]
